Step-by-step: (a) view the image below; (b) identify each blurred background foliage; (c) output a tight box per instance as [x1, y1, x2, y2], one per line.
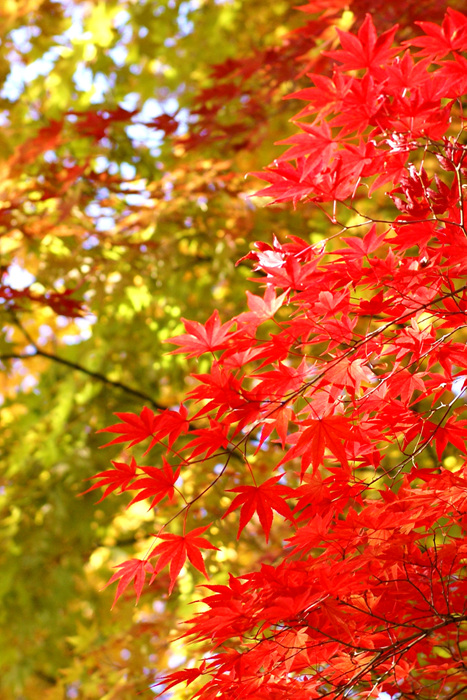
[0, 0, 464, 697]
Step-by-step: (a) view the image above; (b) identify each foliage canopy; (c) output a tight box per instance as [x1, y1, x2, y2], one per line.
[1, 1, 467, 699]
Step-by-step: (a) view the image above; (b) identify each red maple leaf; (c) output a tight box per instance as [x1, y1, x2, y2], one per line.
[286, 71, 351, 119]
[126, 459, 180, 509]
[223, 475, 295, 542]
[405, 417, 467, 460]
[410, 8, 467, 58]
[150, 526, 219, 594]
[156, 406, 189, 448]
[184, 418, 230, 459]
[323, 356, 375, 394]
[153, 664, 206, 696]
[167, 309, 235, 358]
[98, 406, 160, 450]
[257, 404, 294, 450]
[107, 558, 154, 607]
[9, 119, 63, 168]
[80, 457, 137, 501]
[275, 121, 343, 179]
[336, 224, 387, 261]
[283, 415, 353, 474]
[235, 285, 287, 329]
[325, 14, 398, 73]
[387, 369, 425, 404]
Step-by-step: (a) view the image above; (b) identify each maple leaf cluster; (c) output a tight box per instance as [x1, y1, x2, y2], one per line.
[89, 9, 467, 700]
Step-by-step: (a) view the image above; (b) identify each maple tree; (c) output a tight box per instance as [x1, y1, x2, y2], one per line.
[89, 6, 467, 700]
[2, 1, 467, 698]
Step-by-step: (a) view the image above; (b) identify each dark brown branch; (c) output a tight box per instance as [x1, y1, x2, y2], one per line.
[0, 350, 166, 411]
